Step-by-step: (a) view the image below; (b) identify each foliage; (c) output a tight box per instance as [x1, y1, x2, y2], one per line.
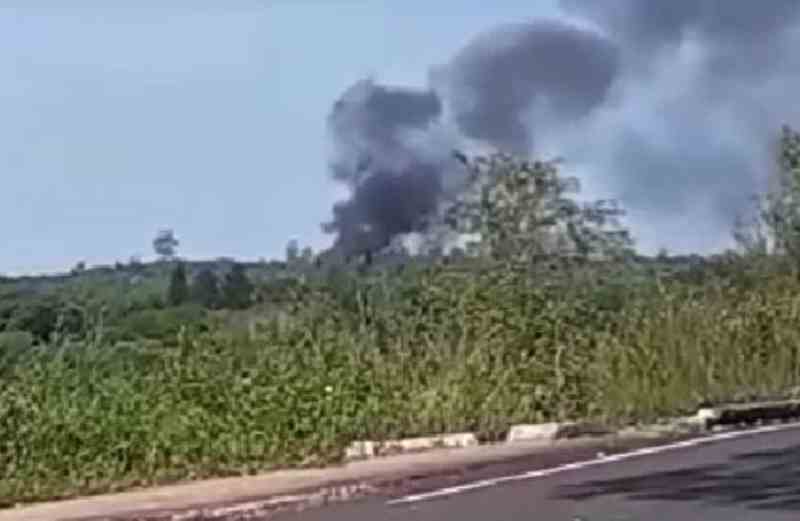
[221, 264, 254, 310]
[191, 268, 221, 309]
[0, 331, 34, 374]
[0, 331, 33, 352]
[734, 125, 800, 263]
[153, 229, 179, 260]
[71, 261, 87, 275]
[104, 304, 210, 343]
[167, 262, 189, 307]
[3, 262, 800, 505]
[2, 300, 58, 341]
[285, 239, 300, 264]
[445, 152, 633, 265]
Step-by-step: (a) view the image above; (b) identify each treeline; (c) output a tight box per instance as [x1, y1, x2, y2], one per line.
[166, 263, 254, 309]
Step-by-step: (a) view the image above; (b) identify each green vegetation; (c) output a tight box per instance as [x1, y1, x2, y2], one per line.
[2, 127, 800, 506]
[167, 262, 190, 307]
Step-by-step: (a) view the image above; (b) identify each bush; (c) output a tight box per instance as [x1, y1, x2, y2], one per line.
[105, 305, 210, 343]
[0, 331, 34, 375]
[2, 258, 800, 505]
[0, 331, 33, 351]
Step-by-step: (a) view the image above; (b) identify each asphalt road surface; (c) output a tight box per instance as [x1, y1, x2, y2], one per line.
[275, 424, 800, 521]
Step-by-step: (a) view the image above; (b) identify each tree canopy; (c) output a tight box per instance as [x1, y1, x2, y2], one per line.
[444, 151, 633, 266]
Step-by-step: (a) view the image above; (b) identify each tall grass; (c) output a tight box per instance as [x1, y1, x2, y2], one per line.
[2, 262, 800, 505]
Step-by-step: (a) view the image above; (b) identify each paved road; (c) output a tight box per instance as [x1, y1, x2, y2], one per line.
[276, 425, 800, 520]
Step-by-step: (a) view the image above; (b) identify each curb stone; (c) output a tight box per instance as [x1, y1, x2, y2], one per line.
[345, 433, 478, 461]
[506, 422, 611, 443]
[132, 484, 377, 521]
[616, 399, 800, 438]
[697, 399, 800, 429]
[345, 399, 800, 460]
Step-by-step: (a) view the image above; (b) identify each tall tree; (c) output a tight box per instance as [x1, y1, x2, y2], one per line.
[191, 268, 221, 309]
[734, 125, 800, 259]
[167, 262, 189, 306]
[5, 299, 60, 343]
[70, 261, 87, 276]
[445, 151, 632, 266]
[301, 246, 314, 265]
[153, 229, 179, 260]
[285, 239, 300, 265]
[221, 263, 253, 309]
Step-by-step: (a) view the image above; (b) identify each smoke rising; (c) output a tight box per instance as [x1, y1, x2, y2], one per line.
[327, 79, 443, 182]
[325, 2, 800, 256]
[558, 0, 800, 253]
[325, 20, 618, 256]
[433, 20, 619, 155]
[323, 79, 453, 255]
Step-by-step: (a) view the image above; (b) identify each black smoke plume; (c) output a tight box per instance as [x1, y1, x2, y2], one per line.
[325, 20, 618, 257]
[559, 0, 800, 253]
[433, 20, 619, 155]
[323, 79, 448, 256]
[325, 2, 800, 256]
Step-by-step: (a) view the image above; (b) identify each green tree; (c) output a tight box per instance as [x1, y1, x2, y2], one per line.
[191, 268, 221, 309]
[71, 261, 86, 275]
[153, 229, 179, 260]
[285, 239, 300, 265]
[110, 305, 207, 342]
[221, 263, 253, 309]
[445, 151, 633, 266]
[735, 125, 800, 261]
[5, 299, 60, 343]
[301, 246, 314, 264]
[167, 262, 189, 306]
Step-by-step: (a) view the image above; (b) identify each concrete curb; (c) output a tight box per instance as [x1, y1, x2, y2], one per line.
[344, 432, 478, 461]
[506, 422, 611, 443]
[696, 399, 800, 429]
[617, 399, 800, 438]
[132, 483, 377, 521]
[345, 399, 800, 460]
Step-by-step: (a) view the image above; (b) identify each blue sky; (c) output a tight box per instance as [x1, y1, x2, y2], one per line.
[2, 2, 563, 275]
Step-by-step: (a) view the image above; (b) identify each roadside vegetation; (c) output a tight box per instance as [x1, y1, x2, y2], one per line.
[2, 127, 800, 506]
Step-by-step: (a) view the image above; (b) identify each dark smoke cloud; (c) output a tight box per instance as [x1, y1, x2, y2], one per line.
[326, 21, 619, 256]
[325, 2, 800, 256]
[561, 0, 800, 50]
[556, 0, 800, 253]
[324, 79, 452, 255]
[327, 79, 444, 183]
[325, 165, 443, 256]
[561, 0, 800, 84]
[433, 20, 619, 155]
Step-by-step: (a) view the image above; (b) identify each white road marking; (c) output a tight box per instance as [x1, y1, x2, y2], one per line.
[387, 421, 800, 505]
